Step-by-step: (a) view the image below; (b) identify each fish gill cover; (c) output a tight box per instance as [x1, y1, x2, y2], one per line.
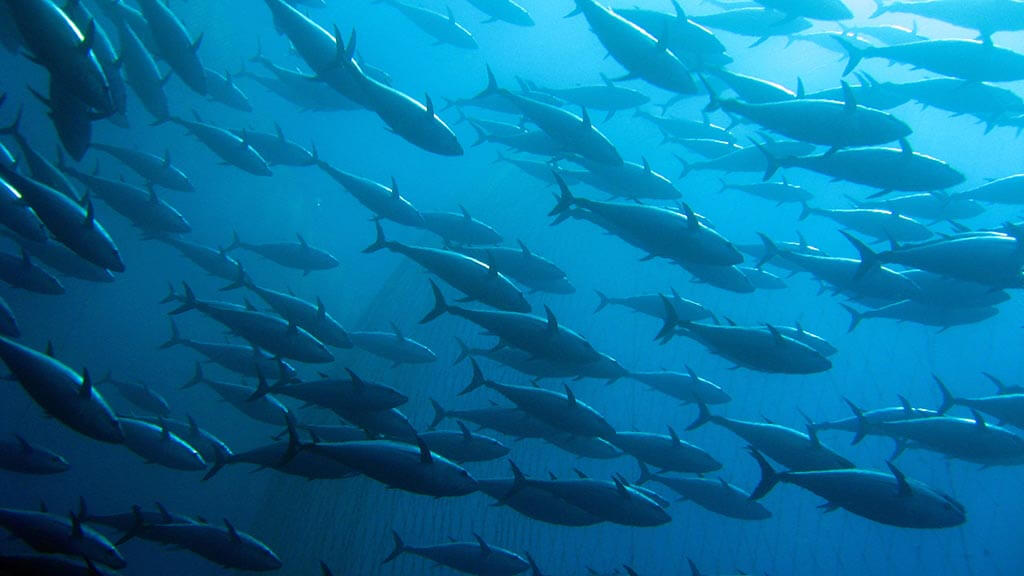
[0, 0, 1022, 574]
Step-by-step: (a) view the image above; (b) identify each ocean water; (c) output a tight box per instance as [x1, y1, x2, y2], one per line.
[1, 0, 1023, 574]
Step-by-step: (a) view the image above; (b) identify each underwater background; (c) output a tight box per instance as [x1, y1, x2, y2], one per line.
[1, 0, 1023, 574]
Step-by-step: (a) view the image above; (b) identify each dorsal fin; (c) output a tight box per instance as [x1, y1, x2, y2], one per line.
[580, 106, 592, 130]
[224, 519, 240, 542]
[564, 384, 576, 407]
[841, 80, 857, 112]
[390, 322, 405, 340]
[972, 409, 987, 428]
[296, 233, 308, 248]
[457, 420, 472, 440]
[517, 239, 531, 257]
[424, 93, 434, 117]
[316, 297, 326, 319]
[474, 533, 491, 555]
[573, 468, 588, 479]
[70, 512, 83, 539]
[887, 461, 912, 497]
[668, 425, 681, 446]
[390, 176, 400, 199]
[899, 138, 913, 156]
[79, 368, 93, 399]
[415, 435, 433, 464]
[83, 199, 95, 229]
[345, 368, 366, 391]
[459, 204, 471, 220]
[544, 306, 558, 334]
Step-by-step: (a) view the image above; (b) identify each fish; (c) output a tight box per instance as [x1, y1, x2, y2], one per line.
[0, 435, 68, 475]
[658, 301, 833, 375]
[502, 460, 670, 527]
[465, 0, 534, 26]
[550, 175, 742, 267]
[317, 160, 425, 227]
[460, 359, 617, 438]
[29, 78, 93, 161]
[0, 507, 125, 568]
[153, 236, 240, 281]
[418, 421, 510, 463]
[954, 174, 1024, 205]
[936, 375, 1024, 430]
[348, 325, 438, 367]
[374, 1, 478, 49]
[839, 37, 1024, 83]
[692, 8, 812, 46]
[798, 204, 932, 244]
[567, 0, 697, 95]
[116, 417, 206, 471]
[119, 513, 282, 571]
[706, 79, 913, 151]
[719, 178, 813, 205]
[90, 144, 194, 192]
[474, 67, 622, 165]
[167, 112, 272, 176]
[60, 164, 191, 235]
[454, 240, 573, 295]
[420, 207, 504, 246]
[689, 404, 853, 470]
[842, 300, 1000, 332]
[608, 427, 721, 474]
[364, 221, 528, 312]
[0, 248, 64, 295]
[139, 415, 233, 463]
[167, 283, 335, 363]
[749, 448, 965, 528]
[252, 368, 408, 414]
[309, 436, 478, 497]
[384, 532, 529, 575]
[330, 30, 464, 156]
[158, 319, 298, 382]
[225, 231, 338, 274]
[222, 264, 353, 349]
[203, 414, 358, 481]
[614, 3, 731, 69]
[626, 367, 731, 406]
[421, 280, 606, 367]
[635, 462, 771, 520]
[0, 337, 123, 443]
[181, 363, 289, 426]
[115, 22, 170, 121]
[6, 232, 113, 285]
[204, 68, 253, 112]
[522, 75, 650, 120]
[878, 411, 1024, 466]
[756, 0, 853, 20]
[6, 0, 113, 112]
[136, 0, 207, 94]
[229, 124, 316, 166]
[95, 371, 170, 417]
[594, 288, 711, 323]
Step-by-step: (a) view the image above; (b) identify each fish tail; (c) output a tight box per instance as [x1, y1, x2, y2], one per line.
[159, 319, 183, 349]
[593, 290, 610, 313]
[428, 398, 446, 430]
[840, 304, 863, 333]
[382, 531, 405, 564]
[748, 447, 781, 500]
[686, 402, 713, 431]
[458, 359, 489, 396]
[419, 279, 449, 324]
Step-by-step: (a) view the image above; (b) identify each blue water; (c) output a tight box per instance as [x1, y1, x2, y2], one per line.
[2, 0, 1023, 574]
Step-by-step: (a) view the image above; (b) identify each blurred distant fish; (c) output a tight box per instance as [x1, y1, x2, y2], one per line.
[0, 435, 68, 475]
[91, 144, 194, 192]
[420, 207, 503, 246]
[466, 0, 534, 26]
[168, 112, 272, 176]
[204, 69, 253, 112]
[382, 532, 529, 575]
[0, 507, 125, 568]
[364, 221, 528, 312]
[226, 231, 338, 274]
[374, 1, 478, 49]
